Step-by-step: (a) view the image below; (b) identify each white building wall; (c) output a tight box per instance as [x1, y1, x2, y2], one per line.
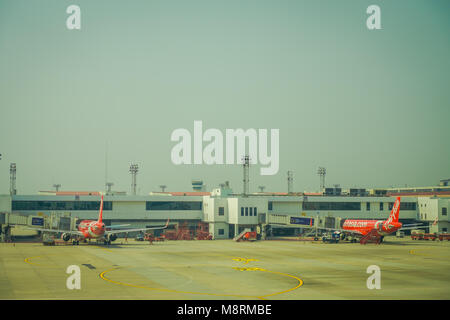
[227, 198, 239, 224]
[212, 222, 229, 239]
[271, 201, 301, 214]
[202, 197, 215, 222]
[234, 198, 265, 225]
[205, 197, 230, 239]
[0, 195, 12, 212]
[418, 197, 449, 233]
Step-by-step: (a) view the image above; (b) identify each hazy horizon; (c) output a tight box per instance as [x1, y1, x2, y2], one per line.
[1, 0, 449, 195]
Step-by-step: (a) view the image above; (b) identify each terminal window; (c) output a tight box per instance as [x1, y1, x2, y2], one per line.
[302, 202, 361, 211]
[12, 200, 112, 211]
[388, 202, 417, 210]
[146, 201, 202, 210]
[241, 207, 244, 216]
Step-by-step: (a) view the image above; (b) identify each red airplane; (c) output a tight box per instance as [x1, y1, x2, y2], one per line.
[32, 194, 169, 245]
[321, 197, 426, 244]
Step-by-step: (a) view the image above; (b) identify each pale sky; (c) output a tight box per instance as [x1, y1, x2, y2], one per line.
[0, 0, 449, 195]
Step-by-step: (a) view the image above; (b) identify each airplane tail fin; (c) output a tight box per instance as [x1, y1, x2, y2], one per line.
[388, 197, 401, 223]
[98, 194, 104, 223]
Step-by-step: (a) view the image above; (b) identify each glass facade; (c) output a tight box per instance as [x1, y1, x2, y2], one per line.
[302, 202, 361, 211]
[388, 202, 417, 210]
[12, 200, 112, 211]
[146, 201, 202, 211]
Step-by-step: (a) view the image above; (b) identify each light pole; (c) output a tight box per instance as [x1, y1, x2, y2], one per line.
[317, 167, 326, 191]
[129, 164, 139, 195]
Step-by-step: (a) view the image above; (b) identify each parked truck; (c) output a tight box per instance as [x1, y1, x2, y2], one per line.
[411, 229, 425, 240]
[322, 231, 341, 243]
[423, 233, 438, 241]
[438, 233, 450, 241]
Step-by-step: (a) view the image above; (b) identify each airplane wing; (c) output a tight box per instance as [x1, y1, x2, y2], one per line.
[400, 226, 429, 231]
[105, 219, 170, 235]
[402, 223, 426, 227]
[105, 224, 131, 229]
[25, 227, 84, 236]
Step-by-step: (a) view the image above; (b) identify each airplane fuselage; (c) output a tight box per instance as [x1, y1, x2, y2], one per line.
[77, 220, 106, 239]
[343, 219, 403, 236]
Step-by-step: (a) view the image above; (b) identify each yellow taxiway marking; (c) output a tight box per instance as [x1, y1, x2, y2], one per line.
[258, 269, 304, 298]
[409, 249, 430, 256]
[408, 249, 440, 258]
[24, 255, 45, 266]
[99, 267, 260, 299]
[25, 250, 303, 299]
[24, 255, 60, 267]
[232, 257, 259, 264]
[99, 258, 303, 300]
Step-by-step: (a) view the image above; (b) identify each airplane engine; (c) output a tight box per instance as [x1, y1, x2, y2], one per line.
[61, 233, 71, 241]
[108, 234, 117, 242]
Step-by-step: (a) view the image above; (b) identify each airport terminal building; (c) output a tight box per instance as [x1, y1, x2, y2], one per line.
[1, 184, 449, 240]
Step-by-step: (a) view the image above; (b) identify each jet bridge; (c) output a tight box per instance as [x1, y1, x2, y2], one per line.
[260, 214, 343, 239]
[265, 213, 315, 227]
[0, 212, 47, 242]
[259, 214, 316, 239]
[0, 212, 72, 242]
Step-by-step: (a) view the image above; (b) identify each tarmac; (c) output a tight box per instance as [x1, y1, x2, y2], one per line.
[1, 235, 449, 300]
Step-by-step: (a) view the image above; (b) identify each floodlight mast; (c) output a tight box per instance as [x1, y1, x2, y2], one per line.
[106, 182, 114, 195]
[317, 167, 326, 191]
[129, 163, 139, 195]
[242, 155, 250, 197]
[10, 163, 17, 195]
[287, 171, 293, 194]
